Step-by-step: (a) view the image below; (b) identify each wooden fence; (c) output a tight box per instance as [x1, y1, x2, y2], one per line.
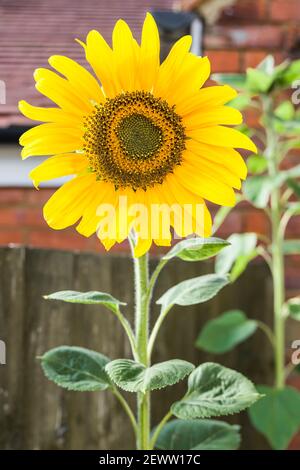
[0, 246, 278, 449]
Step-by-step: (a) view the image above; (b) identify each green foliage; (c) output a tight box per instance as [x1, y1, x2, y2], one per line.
[163, 237, 230, 262]
[196, 310, 257, 354]
[157, 274, 229, 312]
[105, 359, 194, 393]
[215, 233, 257, 281]
[285, 297, 300, 320]
[247, 155, 268, 175]
[171, 363, 260, 419]
[212, 54, 300, 450]
[248, 386, 300, 449]
[282, 240, 300, 255]
[40, 346, 111, 391]
[44, 290, 126, 314]
[155, 419, 241, 450]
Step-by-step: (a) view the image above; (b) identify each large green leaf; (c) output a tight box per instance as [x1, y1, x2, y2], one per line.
[163, 237, 230, 262]
[171, 363, 260, 419]
[155, 419, 241, 450]
[246, 68, 273, 94]
[196, 310, 257, 354]
[248, 386, 300, 449]
[274, 101, 295, 121]
[105, 359, 194, 393]
[282, 240, 300, 255]
[243, 169, 300, 207]
[40, 346, 111, 391]
[157, 274, 229, 312]
[243, 175, 279, 208]
[44, 290, 126, 314]
[212, 73, 247, 90]
[247, 155, 268, 175]
[215, 233, 257, 281]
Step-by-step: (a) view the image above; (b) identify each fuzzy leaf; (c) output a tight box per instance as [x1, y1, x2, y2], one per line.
[44, 290, 126, 313]
[155, 419, 241, 450]
[163, 237, 230, 262]
[171, 363, 260, 419]
[157, 274, 229, 312]
[105, 359, 194, 393]
[40, 346, 111, 391]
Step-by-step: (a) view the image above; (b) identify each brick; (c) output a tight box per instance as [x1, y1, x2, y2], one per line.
[0, 189, 26, 205]
[220, 0, 267, 23]
[271, 0, 300, 21]
[206, 50, 240, 73]
[205, 25, 285, 50]
[243, 51, 269, 69]
[27, 229, 92, 251]
[243, 210, 269, 235]
[0, 229, 23, 245]
[25, 188, 55, 206]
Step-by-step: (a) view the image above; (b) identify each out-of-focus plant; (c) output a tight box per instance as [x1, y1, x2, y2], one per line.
[196, 56, 300, 449]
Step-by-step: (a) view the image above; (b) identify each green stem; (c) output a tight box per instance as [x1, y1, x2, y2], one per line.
[149, 410, 172, 450]
[131, 238, 151, 450]
[113, 389, 138, 436]
[115, 307, 138, 361]
[256, 320, 276, 349]
[148, 305, 172, 359]
[264, 96, 286, 389]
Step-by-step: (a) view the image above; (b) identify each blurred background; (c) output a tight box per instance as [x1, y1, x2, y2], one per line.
[0, 0, 300, 451]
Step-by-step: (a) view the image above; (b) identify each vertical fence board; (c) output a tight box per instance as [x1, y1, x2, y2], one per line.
[0, 246, 297, 450]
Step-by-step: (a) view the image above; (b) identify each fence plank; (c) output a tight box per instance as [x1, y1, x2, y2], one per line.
[0, 246, 297, 450]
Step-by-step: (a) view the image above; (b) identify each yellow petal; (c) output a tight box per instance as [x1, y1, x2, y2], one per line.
[43, 174, 96, 230]
[112, 19, 139, 92]
[18, 100, 81, 125]
[163, 175, 212, 237]
[76, 181, 116, 237]
[183, 106, 242, 130]
[186, 139, 247, 179]
[21, 136, 83, 159]
[174, 164, 236, 207]
[176, 85, 238, 116]
[188, 125, 257, 153]
[20, 123, 83, 158]
[139, 13, 160, 91]
[183, 150, 242, 189]
[19, 123, 82, 145]
[30, 154, 87, 188]
[34, 69, 91, 115]
[165, 55, 210, 106]
[154, 35, 192, 98]
[84, 30, 121, 97]
[134, 236, 152, 258]
[48, 55, 105, 104]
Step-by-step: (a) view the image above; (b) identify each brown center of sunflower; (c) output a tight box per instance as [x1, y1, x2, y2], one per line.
[83, 91, 186, 190]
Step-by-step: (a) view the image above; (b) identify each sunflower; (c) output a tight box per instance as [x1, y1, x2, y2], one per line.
[19, 13, 256, 256]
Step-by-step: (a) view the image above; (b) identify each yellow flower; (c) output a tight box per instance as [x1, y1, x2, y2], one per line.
[19, 13, 256, 256]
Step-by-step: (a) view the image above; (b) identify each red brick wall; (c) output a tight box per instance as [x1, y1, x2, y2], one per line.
[0, 0, 299, 291]
[206, 0, 300, 72]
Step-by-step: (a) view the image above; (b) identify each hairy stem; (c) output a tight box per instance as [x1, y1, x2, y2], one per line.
[264, 96, 286, 389]
[131, 239, 151, 450]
